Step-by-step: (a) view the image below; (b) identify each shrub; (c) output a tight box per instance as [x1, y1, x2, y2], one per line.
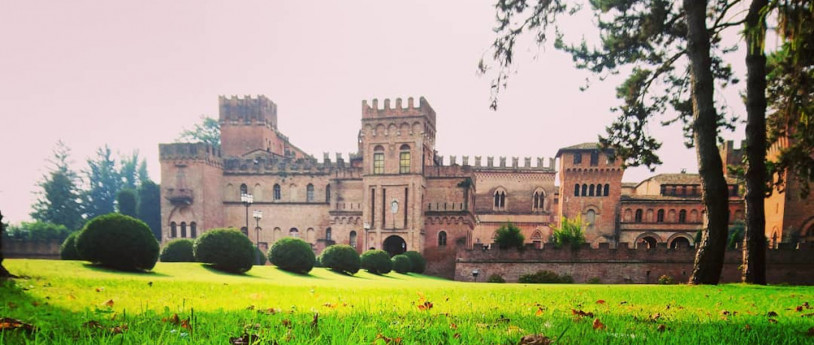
[360, 250, 392, 274]
[7, 221, 71, 242]
[193, 228, 254, 273]
[391, 254, 412, 274]
[518, 270, 573, 284]
[494, 222, 525, 250]
[319, 245, 360, 274]
[254, 246, 267, 265]
[551, 216, 586, 249]
[487, 274, 506, 283]
[403, 251, 426, 273]
[60, 231, 82, 260]
[160, 239, 195, 262]
[75, 214, 159, 271]
[587, 277, 602, 284]
[268, 237, 315, 274]
[658, 274, 676, 285]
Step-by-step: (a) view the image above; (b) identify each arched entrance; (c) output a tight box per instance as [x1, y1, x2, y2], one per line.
[638, 236, 658, 249]
[383, 235, 407, 256]
[670, 237, 691, 249]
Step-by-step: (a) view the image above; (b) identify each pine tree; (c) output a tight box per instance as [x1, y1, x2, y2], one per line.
[81, 145, 122, 220]
[117, 189, 138, 217]
[31, 141, 84, 231]
[137, 180, 162, 240]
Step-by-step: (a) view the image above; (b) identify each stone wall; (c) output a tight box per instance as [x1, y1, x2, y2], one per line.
[2, 240, 61, 259]
[455, 242, 814, 285]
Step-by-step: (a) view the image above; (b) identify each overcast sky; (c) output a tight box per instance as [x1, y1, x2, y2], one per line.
[0, 1, 748, 224]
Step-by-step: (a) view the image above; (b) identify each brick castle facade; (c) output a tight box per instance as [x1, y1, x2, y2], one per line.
[158, 95, 813, 276]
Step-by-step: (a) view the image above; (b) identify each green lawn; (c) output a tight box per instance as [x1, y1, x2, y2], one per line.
[1, 259, 812, 344]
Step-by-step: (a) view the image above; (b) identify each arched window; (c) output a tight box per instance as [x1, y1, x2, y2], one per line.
[638, 236, 658, 249]
[373, 145, 385, 174]
[493, 190, 506, 211]
[325, 184, 331, 203]
[306, 184, 315, 202]
[349, 231, 357, 248]
[596, 184, 603, 196]
[604, 183, 610, 196]
[438, 231, 447, 246]
[170, 222, 177, 238]
[273, 184, 281, 200]
[190, 222, 197, 238]
[399, 144, 411, 174]
[657, 209, 665, 223]
[635, 209, 643, 223]
[589, 184, 595, 196]
[585, 209, 597, 227]
[581, 184, 588, 196]
[679, 210, 687, 223]
[181, 222, 187, 238]
[325, 228, 332, 241]
[289, 228, 299, 238]
[532, 191, 545, 211]
[574, 184, 580, 196]
[240, 183, 248, 197]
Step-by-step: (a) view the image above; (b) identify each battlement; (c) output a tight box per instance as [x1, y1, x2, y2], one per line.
[432, 155, 556, 171]
[219, 95, 278, 129]
[222, 153, 362, 178]
[159, 143, 222, 165]
[362, 97, 436, 125]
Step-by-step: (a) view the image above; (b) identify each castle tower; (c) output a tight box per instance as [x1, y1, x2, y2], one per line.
[555, 143, 624, 244]
[359, 97, 436, 255]
[158, 143, 224, 243]
[219, 95, 285, 157]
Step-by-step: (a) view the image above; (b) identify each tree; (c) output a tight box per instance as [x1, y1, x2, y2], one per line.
[177, 116, 220, 146]
[117, 189, 138, 217]
[81, 145, 122, 220]
[137, 180, 162, 240]
[119, 151, 143, 191]
[551, 216, 586, 249]
[494, 222, 525, 250]
[0, 211, 13, 278]
[482, 0, 742, 284]
[31, 141, 83, 231]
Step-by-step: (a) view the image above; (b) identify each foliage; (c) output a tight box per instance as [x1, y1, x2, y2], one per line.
[75, 214, 159, 271]
[391, 254, 412, 274]
[254, 246, 267, 266]
[81, 145, 122, 220]
[116, 189, 138, 217]
[137, 180, 162, 240]
[728, 221, 746, 250]
[160, 239, 195, 262]
[587, 277, 602, 284]
[360, 250, 392, 274]
[319, 244, 360, 275]
[487, 274, 506, 283]
[0, 211, 9, 278]
[30, 141, 84, 231]
[403, 251, 426, 273]
[193, 229, 254, 273]
[177, 116, 221, 147]
[494, 222, 525, 250]
[551, 216, 586, 249]
[5, 221, 71, 242]
[518, 270, 573, 284]
[658, 274, 677, 285]
[119, 151, 147, 191]
[268, 237, 315, 274]
[60, 232, 82, 260]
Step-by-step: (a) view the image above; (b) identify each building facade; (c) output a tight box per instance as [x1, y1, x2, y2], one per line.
[158, 95, 812, 272]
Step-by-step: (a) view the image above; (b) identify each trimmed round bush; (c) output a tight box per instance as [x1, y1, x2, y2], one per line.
[60, 231, 82, 260]
[360, 250, 392, 274]
[403, 251, 426, 273]
[268, 237, 315, 274]
[254, 246, 267, 265]
[391, 254, 412, 274]
[487, 274, 506, 283]
[160, 239, 195, 262]
[319, 244, 360, 274]
[193, 228, 254, 273]
[75, 214, 159, 271]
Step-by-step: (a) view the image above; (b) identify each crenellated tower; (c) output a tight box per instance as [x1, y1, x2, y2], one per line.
[219, 95, 308, 159]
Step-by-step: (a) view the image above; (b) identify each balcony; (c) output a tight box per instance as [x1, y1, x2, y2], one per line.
[166, 188, 194, 206]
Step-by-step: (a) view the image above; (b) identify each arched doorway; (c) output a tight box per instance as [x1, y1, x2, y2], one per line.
[638, 236, 658, 249]
[670, 237, 691, 249]
[383, 235, 407, 256]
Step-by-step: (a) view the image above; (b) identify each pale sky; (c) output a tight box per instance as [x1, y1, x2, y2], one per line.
[0, 1, 747, 224]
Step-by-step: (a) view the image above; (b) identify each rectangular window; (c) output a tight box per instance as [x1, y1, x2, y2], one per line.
[573, 153, 582, 164]
[373, 153, 384, 174]
[399, 152, 411, 174]
[590, 151, 599, 166]
[370, 188, 376, 227]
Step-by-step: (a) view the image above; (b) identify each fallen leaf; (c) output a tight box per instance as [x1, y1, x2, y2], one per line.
[246, 305, 255, 310]
[657, 324, 666, 332]
[767, 311, 778, 317]
[803, 313, 814, 318]
[449, 322, 457, 329]
[649, 313, 661, 322]
[323, 303, 337, 309]
[592, 318, 606, 330]
[453, 333, 460, 339]
[619, 301, 628, 305]
[31, 301, 40, 307]
[807, 327, 814, 337]
[229, 334, 256, 345]
[110, 324, 127, 334]
[497, 315, 511, 323]
[535, 308, 544, 316]
[169, 313, 180, 325]
[572, 309, 594, 318]
[102, 299, 114, 307]
[82, 320, 103, 329]
[374, 333, 402, 344]
[744, 324, 751, 330]
[0, 318, 36, 332]
[417, 301, 433, 311]
[596, 300, 606, 305]
[180, 318, 191, 330]
[768, 319, 778, 324]
[147, 281, 153, 287]
[721, 310, 730, 316]
[281, 319, 292, 328]
[518, 334, 553, 345]
[95, 287, 103, 292]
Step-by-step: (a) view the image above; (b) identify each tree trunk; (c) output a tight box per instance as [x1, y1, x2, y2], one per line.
[742, 0, 768, 284]
[685, 0, 730, 285]
[0, 211, 13, 278]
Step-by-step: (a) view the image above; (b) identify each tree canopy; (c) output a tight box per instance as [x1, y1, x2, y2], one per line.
[177, 116, 220, 147]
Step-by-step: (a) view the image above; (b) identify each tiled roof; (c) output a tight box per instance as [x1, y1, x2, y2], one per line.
[555, 142, 610, 157]
[639, 173, 739, 186]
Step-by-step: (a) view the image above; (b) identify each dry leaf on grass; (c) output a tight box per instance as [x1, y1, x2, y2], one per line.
[572, 309, 594, 318]
[596, 300, 606, 305]
[592, 318, 606, 330]
[518, 334, 553, 345]
[0, 318, 36, 332]
[102, 299, 114, 307]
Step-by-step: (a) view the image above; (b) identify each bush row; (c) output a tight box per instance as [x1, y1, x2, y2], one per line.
[518, 270, 574, 284]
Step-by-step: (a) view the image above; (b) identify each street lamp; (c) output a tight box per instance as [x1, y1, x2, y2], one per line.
[253, 210, 263, 244]
[472, 269, 480, 282]
[241, 193, 253, 237]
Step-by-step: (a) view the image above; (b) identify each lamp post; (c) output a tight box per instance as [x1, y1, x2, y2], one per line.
[253, 210, 263, 244]
[472, 269, 480, 282]
[241, 193, 253, 237]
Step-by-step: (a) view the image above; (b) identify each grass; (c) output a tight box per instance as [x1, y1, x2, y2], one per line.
[1, 259, 812, 344]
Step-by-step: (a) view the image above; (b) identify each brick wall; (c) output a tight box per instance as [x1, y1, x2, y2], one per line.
[2, 240, 61, 259]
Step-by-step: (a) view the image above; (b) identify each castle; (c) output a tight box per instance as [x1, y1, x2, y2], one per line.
[158, 95, 813, 276]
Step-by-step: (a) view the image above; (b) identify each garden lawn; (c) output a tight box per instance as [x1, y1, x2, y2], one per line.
[1, 259, 812, 344]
